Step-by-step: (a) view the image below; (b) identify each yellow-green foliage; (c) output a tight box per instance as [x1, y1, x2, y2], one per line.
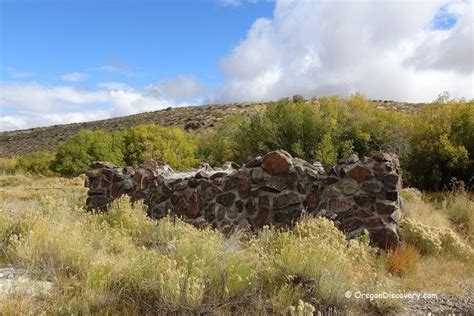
[404, 100, 474, 190]
[17, 151, 56, 176]
[401, 218, 473, 261]
[124, 124, 197, 170]
[196, 115, 248, 165]
[199, 94, 411, 169]
[52, 129, 125, 176]
[0, 157, 18, 175]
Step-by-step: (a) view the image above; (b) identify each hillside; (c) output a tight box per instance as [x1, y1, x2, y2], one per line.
[0, 99, 423, 158]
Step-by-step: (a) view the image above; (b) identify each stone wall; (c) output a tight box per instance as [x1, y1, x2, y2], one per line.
[85, 150, 402, 249]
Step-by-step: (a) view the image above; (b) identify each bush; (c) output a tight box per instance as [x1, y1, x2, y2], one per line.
[196, 115, 248, 165]
[403, 100, 474, 190]
[200, 95, 410, 169]
[17, 151, 56, 176]
[124, 124, 197, 170]
[52, 130, 125, 176]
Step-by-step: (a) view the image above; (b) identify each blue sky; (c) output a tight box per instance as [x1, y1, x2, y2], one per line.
[1, 0, 273, 87]
[0, 0, 472, 131]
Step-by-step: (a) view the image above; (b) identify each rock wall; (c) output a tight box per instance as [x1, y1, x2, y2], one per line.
[85, 151, 402, 249]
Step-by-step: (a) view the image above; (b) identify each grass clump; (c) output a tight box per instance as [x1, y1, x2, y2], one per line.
[386, 244, 421, 276]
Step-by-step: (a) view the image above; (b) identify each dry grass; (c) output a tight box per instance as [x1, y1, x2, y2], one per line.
[0, 175, 472, 314]
[386, 244, 421, 276]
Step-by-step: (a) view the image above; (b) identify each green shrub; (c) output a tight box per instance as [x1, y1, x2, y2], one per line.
[200, 95, 410, 169]
[124, 124, 197, 170]
[52, 130, 125, 176]
[196, 115, 247, 165]
[403, 100, 474, 190]
[17, 151, 56, 176]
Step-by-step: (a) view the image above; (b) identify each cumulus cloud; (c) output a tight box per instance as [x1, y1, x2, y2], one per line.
[217, 0, 473, 102]
[0, 82, 194, 131]
[59, 72, 88, 82]
[146, 75, 209, 101]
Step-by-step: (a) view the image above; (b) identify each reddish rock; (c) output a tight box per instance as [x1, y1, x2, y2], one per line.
[274, 192, 300, 209]
[204, 186, 221, 201]
[238, 182, 251, 198]
[187, 192, 201, 218]
[340, 218, 363, 232]
[368, 228, 399, 249]
[331, 199, 354, 213]
[255, 196, 270, 226]
[262, 151, 291, 175]
[376, 202, 396, 215]
[216, 192, 236, 207]
[287, 171, 298, 188]
[223, 177, 239, 191]
[354, 195, 376, 206]
[347, 165, 374, 183]
[217, 206, 225, 221]
[262, 177, 287, 192]
[365, 217, 384, 228]
[382, 174, 399, 189]
[304, 192, 320, 209]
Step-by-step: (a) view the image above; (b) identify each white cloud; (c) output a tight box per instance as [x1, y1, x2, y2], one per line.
[97, 82, 131, 90]
[59, 72, 88, 82]
[146, 75, 209, 101]
[0, 65, 35, 78]
[0, 82, 195, 131]
[217, 0, 473, 102]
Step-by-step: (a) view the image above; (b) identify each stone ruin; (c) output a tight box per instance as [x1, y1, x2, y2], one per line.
[85, 150, 402, 249]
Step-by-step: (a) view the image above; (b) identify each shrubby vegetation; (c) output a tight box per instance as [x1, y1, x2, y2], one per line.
[124, 124, 197, 170]
[52, 130, 126, 177]
[0, 95, 472, 190]
[197, 95, 473, 190]
[0, 175, 472, 314]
